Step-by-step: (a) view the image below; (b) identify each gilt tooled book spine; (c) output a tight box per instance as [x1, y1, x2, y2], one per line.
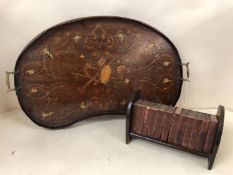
[133, 100, 155, 136]
[196, 114, 210, 152]
[174, 109, 189, 146]
[142, 103, 160, 137]
[203, 115, 218, 154]
[136, 108, 146, 135]
[160, 106, 176, 142]
[132, 100, 146, 134]
[168, 107, 182, 144]
[181, 111, 196, 147]
[145, 103, 161, 138]
[153, 104, 169, 139]
[188, 112, 203, 150]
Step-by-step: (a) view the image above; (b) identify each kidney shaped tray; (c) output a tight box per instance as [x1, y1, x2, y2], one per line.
[11, 16, 185, 128]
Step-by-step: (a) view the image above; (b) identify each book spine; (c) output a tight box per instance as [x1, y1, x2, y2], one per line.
[181, 111, 196, 148]
[188, 112, 203, 150]
[153, 105, 167, 139]
[132, 104, 147, 135]
[131, 106, 138, 133]
[196, 114, 210, 152]
[203, 115, 218, 154]
[160, 107, 175, 142]
[168, 108, 182, 144]
[174, 109, 189, 146]
[141, 106, 151, 137]
[146, 103, 160, 138]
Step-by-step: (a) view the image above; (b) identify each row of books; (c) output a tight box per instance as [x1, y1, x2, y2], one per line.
[131, 100, 218, 154]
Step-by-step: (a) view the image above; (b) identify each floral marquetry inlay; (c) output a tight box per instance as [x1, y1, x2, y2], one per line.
[15, 17, 183, 128]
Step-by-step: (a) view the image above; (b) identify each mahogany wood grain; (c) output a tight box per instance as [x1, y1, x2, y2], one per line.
[14, 17, 183, 128]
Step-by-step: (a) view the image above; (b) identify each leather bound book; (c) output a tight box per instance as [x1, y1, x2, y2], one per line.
[168, 107, 183, 144]
[174, 109, 189, 146]
[188, 112, 203, 150]
[181, 111, 196, 147]
[153, 104, 169, 139]
[146, 103, 161, 138]
[196, 114, 211, 152]
[203, 115, 218, 154]
[160, 106, 176, 142]
[132, 100, 147, 134]
[131, 107, 138, 133]
[142, 103, 161, 137]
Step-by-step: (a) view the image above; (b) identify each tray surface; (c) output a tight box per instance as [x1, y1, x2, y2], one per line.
[15, 16, 183, 128]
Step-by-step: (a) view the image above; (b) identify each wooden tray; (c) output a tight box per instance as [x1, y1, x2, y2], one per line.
[8, 16, 187, 128]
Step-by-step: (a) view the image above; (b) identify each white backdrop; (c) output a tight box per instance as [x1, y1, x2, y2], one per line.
[1, 0, 233, 113]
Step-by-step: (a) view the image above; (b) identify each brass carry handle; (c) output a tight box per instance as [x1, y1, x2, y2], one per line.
[180, 62, 190, 82]
[5, 71, 19, 92]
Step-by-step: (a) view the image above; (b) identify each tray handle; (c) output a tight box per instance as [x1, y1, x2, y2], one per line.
[6, 71, 19, 92]
[180, 62, 190, 82]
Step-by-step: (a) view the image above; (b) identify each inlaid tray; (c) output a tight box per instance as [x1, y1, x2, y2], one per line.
[8, 16, 187, 128]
